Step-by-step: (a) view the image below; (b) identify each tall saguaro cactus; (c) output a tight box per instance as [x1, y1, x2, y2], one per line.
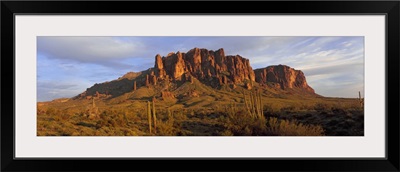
[88, 97, 99, 119]
[358, 91, 364, 109]
[92, 97, 96, 108]
[243, 89, 264, 119]
[152, 97, 157, 134]
[147, 101, 152, 134]
[147, 98, 157, 135]
[133, 81, 137, 91]
[243, 91, 252, 117]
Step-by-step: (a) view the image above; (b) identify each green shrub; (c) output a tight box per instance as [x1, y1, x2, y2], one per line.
[224, 106, 266, 136]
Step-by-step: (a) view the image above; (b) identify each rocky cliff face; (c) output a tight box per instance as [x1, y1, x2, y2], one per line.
[154, 48, 255, 85]
[254, 65, 315, 93]
[77, 48, 316, 99]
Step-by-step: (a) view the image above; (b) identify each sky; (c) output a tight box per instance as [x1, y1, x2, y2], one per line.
[37, 36, 364, 102]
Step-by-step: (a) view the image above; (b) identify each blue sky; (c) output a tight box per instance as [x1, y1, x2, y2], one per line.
[37, 36, 364, 101]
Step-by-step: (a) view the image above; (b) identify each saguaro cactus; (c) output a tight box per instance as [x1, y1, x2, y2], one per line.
[87, 97, 99, 119]
[152, 97, 157, 134]
[147, 101, 152, 134]
[358, 91, 364, 109]
[133, 81, 137, 91]
[92, 97, 96, 108]
[243, 91, 252, 117]
[243, 89, 264, 119]
[167, 108, 172, 120]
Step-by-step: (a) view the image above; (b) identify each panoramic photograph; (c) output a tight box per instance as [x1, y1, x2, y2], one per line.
[37, 36, 364, 136]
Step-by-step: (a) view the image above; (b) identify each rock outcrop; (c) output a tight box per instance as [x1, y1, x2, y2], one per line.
[154, 48, 255, 85]
[154, 54, 166, 77]
[254, 65, 314, 93]
[76, 48, 316, 99]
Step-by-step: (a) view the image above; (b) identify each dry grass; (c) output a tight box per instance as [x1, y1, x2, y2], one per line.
[37, 81, 363, 136]
[266, 117, 324, 136]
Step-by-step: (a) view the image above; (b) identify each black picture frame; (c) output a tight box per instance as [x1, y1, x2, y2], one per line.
[1, 1, 399, 171]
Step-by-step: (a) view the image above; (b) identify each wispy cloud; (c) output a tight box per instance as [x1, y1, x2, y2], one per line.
[38, 37, 146, 70]
[37, 81, 83, 101]
[37, 36, 364, 101]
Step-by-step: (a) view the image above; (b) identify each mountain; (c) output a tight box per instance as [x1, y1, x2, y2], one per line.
[154, 48, 254, 87]
[76, 48, 316, 99]
[254, 65, 315, 93]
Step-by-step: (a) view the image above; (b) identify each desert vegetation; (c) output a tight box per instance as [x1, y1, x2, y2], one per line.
[37, 85, 363, 136]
